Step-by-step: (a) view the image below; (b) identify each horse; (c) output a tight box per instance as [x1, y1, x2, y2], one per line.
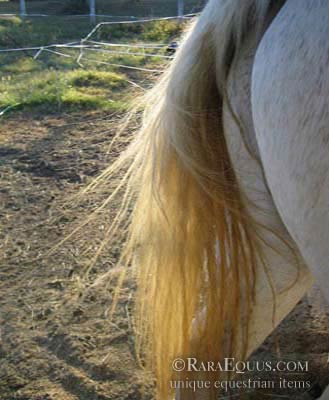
[104, 0, 329, 398]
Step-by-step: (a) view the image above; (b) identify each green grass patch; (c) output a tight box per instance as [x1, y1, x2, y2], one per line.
[0, 68, 130, 112]
[2, 56, 43, 73]
[99, 19, 183, 42]
[68, 70, 127, 89]
[0, 16, 91, 49]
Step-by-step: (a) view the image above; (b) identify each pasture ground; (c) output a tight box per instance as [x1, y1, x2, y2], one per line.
[1, 105, 329, 400]
[0, 7, 329, 400]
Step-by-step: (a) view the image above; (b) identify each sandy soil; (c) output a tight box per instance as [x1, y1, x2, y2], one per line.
[0, 111, 328, 400]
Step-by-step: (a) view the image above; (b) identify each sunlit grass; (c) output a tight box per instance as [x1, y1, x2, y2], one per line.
[0, 69, 129, 112]
[67, 69, 128, 89]
[2, 57, 43, 73]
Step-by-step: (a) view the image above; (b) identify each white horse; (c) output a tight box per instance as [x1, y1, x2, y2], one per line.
[105, 0, 329, 398]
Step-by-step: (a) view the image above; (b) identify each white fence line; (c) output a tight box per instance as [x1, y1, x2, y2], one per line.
[0, 13, 139, 19]
[82, 14, 194, 42]
[10, 0, 187, 23]
[0, 11, 195, 116]
[0, 13, 197, 54]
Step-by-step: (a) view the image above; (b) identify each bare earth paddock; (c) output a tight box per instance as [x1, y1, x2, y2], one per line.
[0, 110, 328, 400]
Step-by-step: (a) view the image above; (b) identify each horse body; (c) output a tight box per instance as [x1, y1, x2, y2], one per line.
[252, 0, 329, 304]
[222, 0, 329, 397]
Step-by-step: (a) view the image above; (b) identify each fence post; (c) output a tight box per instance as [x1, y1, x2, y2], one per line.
[89, 0, 96, 24]
[177, 0, 184, 18]
[20, 0, 27, 18]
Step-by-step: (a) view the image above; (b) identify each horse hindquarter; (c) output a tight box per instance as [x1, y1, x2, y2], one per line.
[251, 0, 329, 303]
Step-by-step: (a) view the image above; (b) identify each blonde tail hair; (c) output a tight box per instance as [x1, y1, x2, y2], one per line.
[100, 0, 274, 398]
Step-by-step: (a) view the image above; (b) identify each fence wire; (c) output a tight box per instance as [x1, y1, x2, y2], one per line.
[0, 13, 197, 115]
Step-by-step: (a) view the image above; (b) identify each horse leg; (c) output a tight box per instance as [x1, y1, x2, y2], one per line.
[319, 386, 329, 400]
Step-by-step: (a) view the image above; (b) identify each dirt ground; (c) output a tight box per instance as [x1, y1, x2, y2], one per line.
[0, 111, 328, 400]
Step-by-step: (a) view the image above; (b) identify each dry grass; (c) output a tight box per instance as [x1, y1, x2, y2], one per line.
[1, 105, 329, 400]
[0, 109, 155, 399]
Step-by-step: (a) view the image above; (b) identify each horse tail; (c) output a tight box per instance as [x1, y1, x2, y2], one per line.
[103, 0, 273, 398]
